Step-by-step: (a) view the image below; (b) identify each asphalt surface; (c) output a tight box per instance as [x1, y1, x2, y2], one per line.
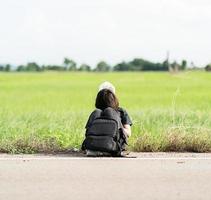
[0, 153, 211, 200]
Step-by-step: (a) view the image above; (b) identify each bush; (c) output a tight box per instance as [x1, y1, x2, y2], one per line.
[205, 64, 211, 71]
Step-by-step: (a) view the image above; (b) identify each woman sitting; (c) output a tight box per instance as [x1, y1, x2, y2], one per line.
[82, 82, 132, 156]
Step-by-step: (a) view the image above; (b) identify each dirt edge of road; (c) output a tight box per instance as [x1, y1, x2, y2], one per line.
[1, 152, 211, 159]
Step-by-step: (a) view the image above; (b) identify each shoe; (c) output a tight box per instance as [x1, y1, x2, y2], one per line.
[121, 150, 131, 157]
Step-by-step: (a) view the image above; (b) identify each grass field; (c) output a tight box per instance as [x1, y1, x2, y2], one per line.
[0, 71, 211, 153]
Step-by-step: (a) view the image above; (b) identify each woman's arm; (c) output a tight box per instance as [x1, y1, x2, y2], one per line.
[123, 124, 131, 138]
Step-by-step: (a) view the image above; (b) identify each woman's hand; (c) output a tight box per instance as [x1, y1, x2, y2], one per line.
[123, 124, 131, 138]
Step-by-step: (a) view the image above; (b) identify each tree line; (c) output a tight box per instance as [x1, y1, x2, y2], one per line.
[0, 57, 209, 72]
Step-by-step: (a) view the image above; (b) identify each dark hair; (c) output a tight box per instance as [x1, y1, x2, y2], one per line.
[95, 89, 119, 110]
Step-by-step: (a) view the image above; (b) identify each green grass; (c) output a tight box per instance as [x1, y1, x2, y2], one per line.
[0, 71, 211, 153]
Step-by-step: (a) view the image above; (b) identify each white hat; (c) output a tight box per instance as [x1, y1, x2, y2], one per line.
[98, 81, 116, 94]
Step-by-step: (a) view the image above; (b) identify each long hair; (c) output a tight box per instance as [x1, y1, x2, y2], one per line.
[95, 89, 119, 110]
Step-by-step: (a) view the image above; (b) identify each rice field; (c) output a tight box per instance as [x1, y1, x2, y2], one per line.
[0, 71, 211, 153]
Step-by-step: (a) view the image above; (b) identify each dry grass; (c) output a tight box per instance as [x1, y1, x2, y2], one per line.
[133, 127, 211, 153]
[0, 136, 62, 154]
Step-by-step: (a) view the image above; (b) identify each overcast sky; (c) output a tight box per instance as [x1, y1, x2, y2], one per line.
[0, 0, 211, 67]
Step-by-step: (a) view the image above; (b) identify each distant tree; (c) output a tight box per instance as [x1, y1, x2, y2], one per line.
[0, 64, 11, 72]
[181, 60, 187, 70]
[63, 57, 70, 67]
[162, 60, 170, 71]
[78, 64, 91, 71]
[0, 65, 4, 71]
[68, 60, 77, 71]
[114, 58, 168, 71]
[205, 64, 211, 71]
[5, 64, 11, 72]
[16, 62, 41, 72]
[129, 58, 167, 71]
[16, 65, 25, 71]
[128, 59, 144, 71]
[25, 62, 41, 71]
[95, 61, 110, 72]
[43, 65, 66, 71]
[63, 58, 77, 71]
[113, 62, 130, 71]
[63, 57, 70, 70]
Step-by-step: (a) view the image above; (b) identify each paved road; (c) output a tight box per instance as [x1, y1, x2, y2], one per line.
[0, 153, 211, 200]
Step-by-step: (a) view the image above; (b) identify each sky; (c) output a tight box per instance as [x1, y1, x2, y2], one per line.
[0, 0, 211, 67]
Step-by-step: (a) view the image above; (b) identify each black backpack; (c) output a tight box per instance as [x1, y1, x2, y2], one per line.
[82, 109, 127, 156]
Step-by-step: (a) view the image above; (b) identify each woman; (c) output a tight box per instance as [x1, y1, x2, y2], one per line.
[86, 85, 132, 138]
[83, 82, 132, 156]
